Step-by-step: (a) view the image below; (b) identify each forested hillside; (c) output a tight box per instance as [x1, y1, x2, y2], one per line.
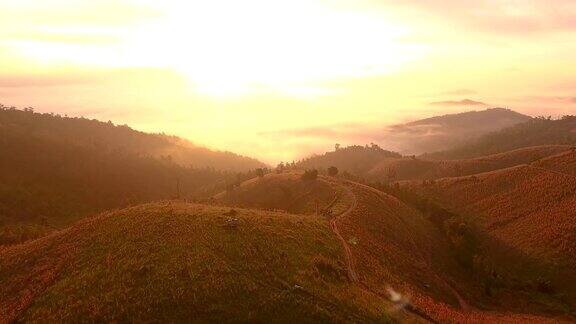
[382, 108, 531, 154]
[0, 107, 263, 245]
[425, 116, 576, 160]
[0, 105, 264, 171]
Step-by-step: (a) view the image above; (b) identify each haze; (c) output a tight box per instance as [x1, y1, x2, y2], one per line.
[1, 0, 575, 163]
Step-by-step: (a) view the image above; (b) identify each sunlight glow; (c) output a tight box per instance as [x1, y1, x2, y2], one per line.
[2, 0, 575, 162]
[9, 0, 421, 97]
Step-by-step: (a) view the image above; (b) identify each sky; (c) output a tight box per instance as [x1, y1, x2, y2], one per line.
[1, 0, 575, 163]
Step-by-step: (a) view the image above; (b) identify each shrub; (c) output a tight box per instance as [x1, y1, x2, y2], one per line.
[301, 169, 318, 181]
[255, 168, 265, 178]
[327, 166, 338, 176]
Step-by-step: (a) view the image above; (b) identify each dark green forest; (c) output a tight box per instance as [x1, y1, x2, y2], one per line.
[425, 116, 576, 160]
[0, 106, 263, 245]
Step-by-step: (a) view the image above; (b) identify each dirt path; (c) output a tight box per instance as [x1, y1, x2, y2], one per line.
[350, 180, 471, 312]
[326, 183, 359, 282]
[321, 177, 470, 322]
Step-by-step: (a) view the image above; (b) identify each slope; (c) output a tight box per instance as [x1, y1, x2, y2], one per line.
[368, 145, 571, 181]
[0, 106, 265, 171]
[0, 107, 265, 245]
[296, 144, 401, 176]
[533, 148, 576, 176]
[426, 115, 576, 160]
[214, 172, 352, 216]
[405, 159, 576, 307]
[216, 173, 569, 322]
[0, 202, 389, 323]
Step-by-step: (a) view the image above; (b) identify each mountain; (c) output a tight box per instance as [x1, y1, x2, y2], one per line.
[0, 107, 264, 245]
[381, 108, 532, 154]
[0, 202, 388, 323]
[425, 115, 576, 160]
[0, 106, 265, 172]
[293, 109, 531, 178]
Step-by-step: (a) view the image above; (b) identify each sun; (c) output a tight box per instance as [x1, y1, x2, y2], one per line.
[7, 0, 422, 98]
[120, 0, 419, 97]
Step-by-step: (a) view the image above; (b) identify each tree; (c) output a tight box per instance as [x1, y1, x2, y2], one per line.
[255, 168, 265, 178]
[276, 162, 285, 174]
[301, 169, 318, 181]
[327, 166, 338, 176]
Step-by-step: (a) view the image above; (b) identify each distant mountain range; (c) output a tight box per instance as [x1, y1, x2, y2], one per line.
[381, 108, 531, 154]
[298, 110, 576, 180]
[424, 115, 576, 159]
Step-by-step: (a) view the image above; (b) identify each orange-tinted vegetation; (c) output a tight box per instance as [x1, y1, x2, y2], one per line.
[0, 106, 265, 171]
[533, 149, 576, 176]
[215, 172, 349, 216]
[2, 105, 576, 322]
[427, 115, 576, 160]
[0, 108, 266, 246]
[0, 202, 390, 323]
[369, 145, 571, 181]
[215, 172, 573, 322]
[297, 144, 400, 175]
[405, 160, 576, 308]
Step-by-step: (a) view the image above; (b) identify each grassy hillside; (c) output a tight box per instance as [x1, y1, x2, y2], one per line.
[404, 160, 576, 307]
[425, 115, 576, 160]
[297, 144, 401, 175]
[0, 202, 388, 323]
[215, 172, 352, 216]
[382, 108, 531, 154]
[533, 148, 576, 176]
[368, 145, 571, 181]
[215, 173, 569, 322]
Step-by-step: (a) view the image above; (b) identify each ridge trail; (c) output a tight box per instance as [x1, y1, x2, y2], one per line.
[321, 177, 470, 322]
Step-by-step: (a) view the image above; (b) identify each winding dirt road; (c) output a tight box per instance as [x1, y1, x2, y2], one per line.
[327, 185, 359, 282]
[322, 177, 470, 322]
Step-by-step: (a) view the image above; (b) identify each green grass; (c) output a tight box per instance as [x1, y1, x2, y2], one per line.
[0, 202, 388, 323]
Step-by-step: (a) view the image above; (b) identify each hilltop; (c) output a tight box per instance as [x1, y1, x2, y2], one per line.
[0, 202, 390, 323]
[425, 115, 576, 160]
[382, 108, 531, 154]
[296, 144, 401, 175]
[215, 172, 570, 322]
[368, 145, 571, 181]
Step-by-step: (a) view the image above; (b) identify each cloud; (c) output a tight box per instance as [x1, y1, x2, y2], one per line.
[0, 68, 182, 89]
[513, 95, 576, 104]
[383, 0, 576, 35]
[3, 31, 119, 45]
[429, 99, 487, 106]
[441, 89, 477, 96]
[0, 1, 160, 27]
[0, 75, 98, 88]
[259, 123, 377, 140]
